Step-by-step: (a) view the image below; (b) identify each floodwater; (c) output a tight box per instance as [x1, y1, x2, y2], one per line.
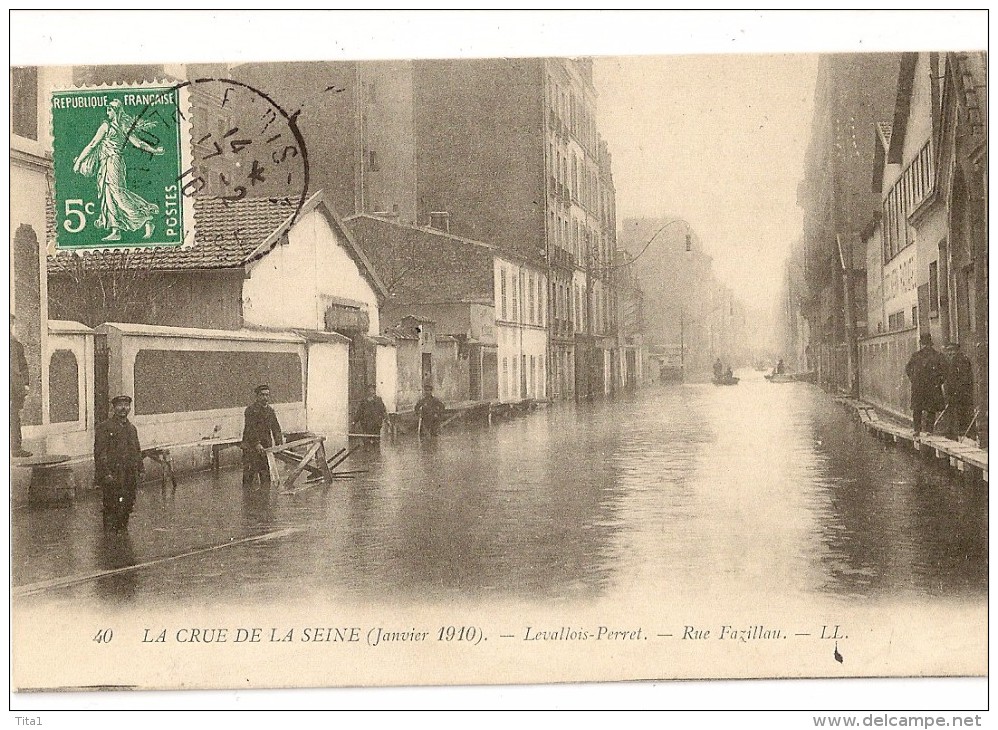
[12, 371, 988, 611]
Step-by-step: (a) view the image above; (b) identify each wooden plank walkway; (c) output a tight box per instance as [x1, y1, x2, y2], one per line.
[840, 398, 988, 482]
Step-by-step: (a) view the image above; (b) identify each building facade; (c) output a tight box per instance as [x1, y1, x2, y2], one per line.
[233, 57, 620, 402]
[345, 214, 548, 407]
[935, 52, 987, 445]
[796, 53, 901, 395]
[48, 192, 389, 448]
[859, 52, 987, 443]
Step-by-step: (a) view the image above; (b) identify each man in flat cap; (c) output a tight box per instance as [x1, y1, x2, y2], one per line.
[94, 395, 143, 531]
[242, 384, 283, 488]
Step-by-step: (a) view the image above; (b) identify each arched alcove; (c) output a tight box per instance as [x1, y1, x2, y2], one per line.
[12, 223, 42, 426]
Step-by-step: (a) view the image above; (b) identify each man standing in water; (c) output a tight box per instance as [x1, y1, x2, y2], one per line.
[94, 395, 143, 531]
[242, 384, 283, 488]
[352, 384, 388, 445]
[904, 333, 947, 438]
[414, 383, 446, 437]
[943, 341, 974, 440]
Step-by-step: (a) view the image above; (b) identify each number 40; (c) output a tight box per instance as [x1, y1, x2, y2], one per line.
[63, 199, 96, 233]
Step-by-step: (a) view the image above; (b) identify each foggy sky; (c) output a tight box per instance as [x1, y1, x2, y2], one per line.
[594, 54, 819, 312]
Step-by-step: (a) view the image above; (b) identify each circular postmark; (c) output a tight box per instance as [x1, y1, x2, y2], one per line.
[129, 77, 310, 235]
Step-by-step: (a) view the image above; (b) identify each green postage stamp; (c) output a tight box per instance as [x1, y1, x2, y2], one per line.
[51, 85, 193, 250]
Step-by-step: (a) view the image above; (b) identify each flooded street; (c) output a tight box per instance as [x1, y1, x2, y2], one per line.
[13, 373, 987, 613]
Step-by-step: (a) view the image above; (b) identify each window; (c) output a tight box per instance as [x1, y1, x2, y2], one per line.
[530, 356, 536, 397]
[511, 273, 519, 322]
[502, 357, 508, 400]
[539, 279, 546, 327]
[368, 150, 379, 172]
[928, 260, 939, 316]
[575, 286, 583, 331]
[527, 274, 534, 324]
[500, 269, 508, 320]
[883, 139, 934, 261]
[11, 66, 38, 140]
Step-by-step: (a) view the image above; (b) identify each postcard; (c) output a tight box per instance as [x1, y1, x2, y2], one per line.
[8, 10, 988, 710]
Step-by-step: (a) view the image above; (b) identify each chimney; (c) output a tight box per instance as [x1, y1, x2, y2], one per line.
[428, 211, 450, 233]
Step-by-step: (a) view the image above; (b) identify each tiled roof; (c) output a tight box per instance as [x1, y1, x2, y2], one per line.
[48, 197, 298, 272]
[345, 215, 496, 305]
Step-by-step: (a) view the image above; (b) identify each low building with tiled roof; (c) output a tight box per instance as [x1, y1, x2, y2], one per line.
[344, 214, 549, 404]
[48, 190, 395, 434]
[49, 191, 386, 332]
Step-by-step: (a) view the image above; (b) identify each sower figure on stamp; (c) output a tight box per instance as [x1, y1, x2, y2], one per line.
[73, 99, 164, 242]
[242, 384, 283, 488]
[352, 384, 387, 446]
[94, 395, 143, 532]
[904, 333, 947, 438]
[943, 341, 974, 440]
[414, 383, 446, 438]
[10, 314, 31, 458]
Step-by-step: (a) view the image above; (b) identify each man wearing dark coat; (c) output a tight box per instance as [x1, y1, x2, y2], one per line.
[10, 314, 31, 457]
[94, 395, 143, 531]
[943, 342, 975, 440]
[352, 384, 387, 442]
[904, 333, 948, 438]
[414, 383, 446, 437]
[242, 384, 283, 487]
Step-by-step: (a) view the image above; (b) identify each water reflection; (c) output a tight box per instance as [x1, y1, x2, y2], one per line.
[810, 402, 988, 598]
[93, 531, 137, 603]
[12, 375, 988, 608]
[241, 484, 275, 529]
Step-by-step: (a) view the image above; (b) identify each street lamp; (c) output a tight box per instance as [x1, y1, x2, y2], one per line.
[617, 218, 693, 384]
[638, 219, 693, 383]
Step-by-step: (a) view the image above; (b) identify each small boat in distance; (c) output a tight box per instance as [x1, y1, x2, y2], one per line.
[765, 371, 815, 383]
[712, 375, 739, 386]
[765, 373, 795, 383]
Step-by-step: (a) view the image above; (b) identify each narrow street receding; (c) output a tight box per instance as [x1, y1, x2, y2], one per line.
[14, 372, 987, 611]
